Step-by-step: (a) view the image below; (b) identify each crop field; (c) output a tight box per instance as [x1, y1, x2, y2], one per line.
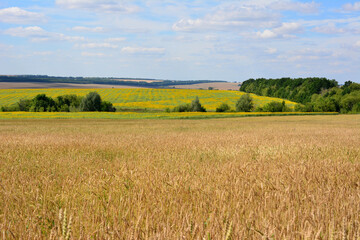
[0, 88, 297, 111]
[0, 115, 359, 239]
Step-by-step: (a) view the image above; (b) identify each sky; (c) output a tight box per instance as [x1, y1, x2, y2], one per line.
[0, 0, 360, 83]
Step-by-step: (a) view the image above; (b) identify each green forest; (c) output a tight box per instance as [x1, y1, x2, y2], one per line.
[240, 78, 360, 113]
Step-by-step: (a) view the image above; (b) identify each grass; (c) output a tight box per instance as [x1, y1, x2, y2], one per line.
[0, 88, 297, 111]
[0, 111, 338, 120]
[0, 115, 359, 239]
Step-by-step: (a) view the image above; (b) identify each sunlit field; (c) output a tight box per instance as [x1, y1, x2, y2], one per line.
[0, 88, 297, 111]
[0, 115, 359, 239]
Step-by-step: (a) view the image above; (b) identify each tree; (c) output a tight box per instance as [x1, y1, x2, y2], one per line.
[236, 94, 254, 112]
[80, 92, 102, 111]
[191, 96, 206, 112]
[31, 94, 56, 112]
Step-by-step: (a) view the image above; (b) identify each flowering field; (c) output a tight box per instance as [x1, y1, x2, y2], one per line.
[0, 88, 297, 111]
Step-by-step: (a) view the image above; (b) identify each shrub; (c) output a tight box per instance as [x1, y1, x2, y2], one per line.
[263, 101, 289, 112]
[173, 97, 206, 112]
[173, 103, 192, 112]
[216, 103, 231, 112]
[236, 94, 254, 112]
[101, 101, 116, 112]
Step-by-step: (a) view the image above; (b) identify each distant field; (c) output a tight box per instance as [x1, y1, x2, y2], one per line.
[0, 82, 146, 89]
[0, 88, 297, 111]
[170, 81, 240, 90]
[1, 115, 359, 239]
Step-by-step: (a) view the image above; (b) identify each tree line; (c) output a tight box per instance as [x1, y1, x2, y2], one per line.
[171, 95, 291, 113]
[0, 75, 224, 88]
[240, 78, 360, 113]
[1, 92, 115, 112]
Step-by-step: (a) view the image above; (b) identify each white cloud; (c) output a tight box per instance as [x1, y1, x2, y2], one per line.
[172, 1, 313, 33]
[33, 51, 53, 56]
[76, 42, 118, 48]
[342, 2, 360, 12]
[106, 37, 126, 42]
[4, 26, 85, 42]
[121, 47, 165, 54]
[173, 3, 279, 32]
[355, 41, 360, 47]
[56, 0, 140, 13]
[269, 1, 319, 14]
[312, 23, 346, 34]
[256, 22, 302, 39]
[257, 29, 277, 39]
[72, 26, 104, 32]
[265, 48, 278, 54]
[81, 52, 106, 57]
[0, 7, 45, 24]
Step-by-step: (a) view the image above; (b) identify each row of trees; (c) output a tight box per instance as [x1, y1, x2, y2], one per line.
[240, 78, 360, 113]
[171, 95, 291, 113]
[216, 94, 290, 113]
[1, 92, 115, 112]
[240, 77, 338, 104]
[295, 81, 360, 113]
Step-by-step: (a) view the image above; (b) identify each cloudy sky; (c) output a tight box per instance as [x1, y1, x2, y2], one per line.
[0, 0, 360, 83]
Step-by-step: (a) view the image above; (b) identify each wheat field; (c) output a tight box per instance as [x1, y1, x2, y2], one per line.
[0, 115, 359, 239]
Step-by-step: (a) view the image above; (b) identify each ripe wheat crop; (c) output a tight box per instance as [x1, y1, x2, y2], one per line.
[0, 115, 359, 239]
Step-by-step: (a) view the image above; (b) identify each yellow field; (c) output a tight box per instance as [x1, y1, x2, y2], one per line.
[0, 115, 359, 239]
[0, 88, 297, 111]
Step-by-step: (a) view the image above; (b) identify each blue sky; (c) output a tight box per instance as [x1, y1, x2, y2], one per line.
[0, 0, 360, 83]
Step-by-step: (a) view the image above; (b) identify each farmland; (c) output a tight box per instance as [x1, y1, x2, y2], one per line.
[0, 88, 297, 112]
[0, 115, 359, 239]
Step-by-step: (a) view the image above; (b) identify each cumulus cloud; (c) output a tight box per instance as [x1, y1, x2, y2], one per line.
[75, 42, 118, 48]
[4, 26, 84, 42]
[173, 4, 278, 32]
[172, 1, 315, 33]
[0, 7, 45, 24]
[72, 26, 104, 32]
[342, 2, 360, 12]
[56, 0, 140, 13]
[256, 22, 302, 39]
[355, 41, 360, 47]
[121, 47, 165, 54]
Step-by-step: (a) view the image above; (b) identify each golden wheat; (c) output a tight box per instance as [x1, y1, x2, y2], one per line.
[0, 115, 359, 239]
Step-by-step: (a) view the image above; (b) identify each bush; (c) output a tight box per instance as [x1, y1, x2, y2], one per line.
[236, 94, 254, 112]
[173, 103, 192, 112]
[263, 101, 289, 112]
[216, 103, 231, 112]
[173, 97, 206, 112]
[101, 101, 116, 112]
